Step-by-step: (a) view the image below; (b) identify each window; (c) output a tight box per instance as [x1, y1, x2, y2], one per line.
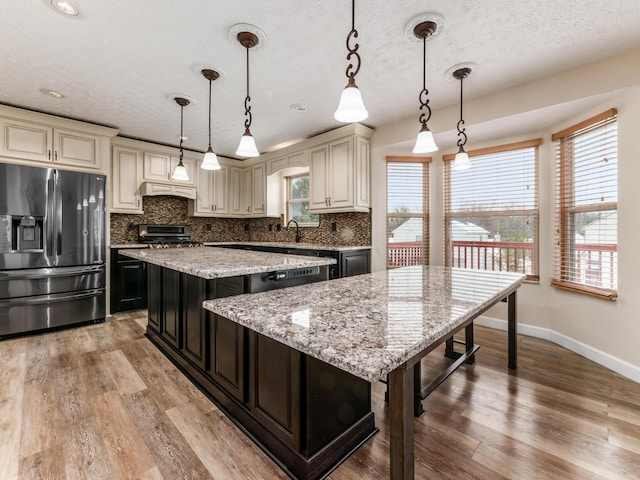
[444, 139, 540, 280]
[285, 174, 319, 226]
[386, 156, 430, 269]
[551, 109, 617, 299]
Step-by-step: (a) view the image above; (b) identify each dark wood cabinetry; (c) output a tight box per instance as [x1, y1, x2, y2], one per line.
[110, 249, 148, 313]
[144, 264, 375, 480]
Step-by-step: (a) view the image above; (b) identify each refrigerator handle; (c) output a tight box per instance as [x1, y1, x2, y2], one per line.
[45, 175, 55, 263]
[54, 169, 63, 257]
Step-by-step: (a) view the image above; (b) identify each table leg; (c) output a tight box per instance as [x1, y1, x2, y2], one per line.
[508, 290, 517, 369]
[389, 363, 414, 480]
[413, 362, 424, 417]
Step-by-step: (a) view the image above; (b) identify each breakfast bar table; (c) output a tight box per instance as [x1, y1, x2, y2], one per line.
[204, 265, 525, 480]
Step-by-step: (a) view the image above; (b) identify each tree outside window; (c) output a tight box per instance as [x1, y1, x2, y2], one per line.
[286, 174, 319, 226]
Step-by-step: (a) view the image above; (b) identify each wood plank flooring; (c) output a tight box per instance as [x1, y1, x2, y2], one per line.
[1, 311, 639, 479]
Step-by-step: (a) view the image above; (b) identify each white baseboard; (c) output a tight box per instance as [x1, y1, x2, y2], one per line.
[476, 316, 640, 384]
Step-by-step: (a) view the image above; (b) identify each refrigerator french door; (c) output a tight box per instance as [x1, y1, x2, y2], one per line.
[0, 162, 106, 337]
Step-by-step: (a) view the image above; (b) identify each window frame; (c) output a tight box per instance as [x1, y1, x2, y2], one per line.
[443, 139, 541, 281]
[386, 156, 431, 269]
[551, 109, 618, 300]
[284, 173, 319, 227]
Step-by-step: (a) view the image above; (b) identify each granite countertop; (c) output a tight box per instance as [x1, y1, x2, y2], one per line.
[204, 242, 371, 251]
[110, 244, 149, 249]
[203, 266, 525, 383]
[119, 247, 336, 279]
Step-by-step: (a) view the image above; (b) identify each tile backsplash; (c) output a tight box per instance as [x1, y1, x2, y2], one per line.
[110, 196, 371, 246]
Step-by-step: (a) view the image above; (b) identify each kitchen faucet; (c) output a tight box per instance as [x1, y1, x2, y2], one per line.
[286, 219, 302, 243]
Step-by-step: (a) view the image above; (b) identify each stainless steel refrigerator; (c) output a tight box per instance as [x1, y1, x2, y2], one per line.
[0, 162, 106, 337]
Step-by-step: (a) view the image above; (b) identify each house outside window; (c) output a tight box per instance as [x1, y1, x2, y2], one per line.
[286, 174, 319, 226]
[386, 157, 430, 269]
[551, 109, 618, 299]
[444, 139, 541, 281]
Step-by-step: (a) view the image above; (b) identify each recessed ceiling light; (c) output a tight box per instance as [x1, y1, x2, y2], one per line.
[290, 104, 307, 112]
[50, 1, 79, 16]
[40, 88, 65, 98]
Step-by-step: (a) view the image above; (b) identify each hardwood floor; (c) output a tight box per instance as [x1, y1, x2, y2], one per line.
[1, 311, 639, 479]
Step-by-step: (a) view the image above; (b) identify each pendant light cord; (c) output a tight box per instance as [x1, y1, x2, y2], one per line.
[456, 75, 467, 149]
[244, 47, 252, 130]
[179, 103, 184, 163]
[344, 0, 360, 81]
[418, 36, 432, 127]
[207, 79, 212, 147]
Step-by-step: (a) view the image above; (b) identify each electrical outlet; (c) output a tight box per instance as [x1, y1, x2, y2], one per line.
[331, 222, 337, 232]
[128, 222, 135, 231]
[276, 224, 281, 232]
[244, 224, 249, 232]
[206, 223, 212, 231]
[268, 224, 273, 231]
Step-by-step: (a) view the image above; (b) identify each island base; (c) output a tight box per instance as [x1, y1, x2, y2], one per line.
[146, 324, 377, 480]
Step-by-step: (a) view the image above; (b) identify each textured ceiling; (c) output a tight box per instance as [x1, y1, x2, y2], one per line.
[2, 0, 640, 159]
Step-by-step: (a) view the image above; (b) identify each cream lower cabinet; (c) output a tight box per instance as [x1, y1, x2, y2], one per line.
[143, 152, 196, 187]
[0, 118, 104, 169]
[309, 136, 369, 213]
[111, 146, 143, 213]
[190, 165, 228, 216]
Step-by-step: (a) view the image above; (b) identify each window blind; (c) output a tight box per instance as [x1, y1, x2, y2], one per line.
[443, 139, 540, 280]
[551, 109, 617, 299]
[386, 157, 430, 269]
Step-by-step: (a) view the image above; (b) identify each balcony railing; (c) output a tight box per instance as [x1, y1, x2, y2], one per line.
[388, 241, 616, 285]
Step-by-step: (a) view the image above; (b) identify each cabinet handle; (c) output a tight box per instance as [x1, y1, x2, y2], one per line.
[48, 150, 51, 160]
[325, 197, 328, 206]
[137, 198, 140, 208]
[261, 204, 264, 211]
[54, 151, 58, 162]
[247, 206, 250, 213]
[328, 196, 331, 206]
[167, 172, 170, 180]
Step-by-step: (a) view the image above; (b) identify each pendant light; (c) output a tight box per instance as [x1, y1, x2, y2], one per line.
[334, 0, 368, 123]
[201, 69, 221, 170]
[235, 31, 260, 158]
[172, 97, 190, 181]
[452, 67, 472, 170]
[412, 21, 438, 154]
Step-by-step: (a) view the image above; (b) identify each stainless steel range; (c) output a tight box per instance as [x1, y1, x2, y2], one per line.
[138, 224, 203, 248]
[0, 162, 106, 338]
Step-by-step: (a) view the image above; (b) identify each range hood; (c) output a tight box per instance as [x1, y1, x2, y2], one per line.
[140, 182, 196, 200]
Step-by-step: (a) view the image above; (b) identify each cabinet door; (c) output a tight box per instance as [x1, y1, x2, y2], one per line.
[144, 152, 172, 182]
[212, 166, 228, 214]
[208, 313, 246, 401]
[161, 268, 181, 349]
[195, 167, 213, 214]
[111, 147, 143, 213]
[328, 138, 354, 209]
[309, 145, 329, 210]
[243, 168, 252, 215]
[251, 163, 266, 214]
[229, 167, 244, 216]
[249, 332, 301, 450]
[113, 260, 147, 312]
[182, 274, 207, 370]
[170, 156, 196, 186]
[147, 264, 162, 332]
[340, 250, 370, 277]
[53, 128, 100, 169]
[0, 119, 52, 162]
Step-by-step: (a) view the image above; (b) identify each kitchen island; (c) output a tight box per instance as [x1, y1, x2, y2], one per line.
[119, 247, 376, 480]
[204, 266, 525, 480]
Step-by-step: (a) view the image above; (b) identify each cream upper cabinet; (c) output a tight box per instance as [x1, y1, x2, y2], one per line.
[309, 135, 370, 213]
[251, 163, 267, 214]
[111, 146, 143, 213]
[243, 167, 253, 215]
[190, 164, 228, 216]
[229, 166, 244, 216]
[143, 152, 195, 186]
[0, 118, 103, 169]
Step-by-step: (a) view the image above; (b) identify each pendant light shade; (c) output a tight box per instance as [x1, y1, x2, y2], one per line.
[334, 0, 368, 123]
[172, 97, 190, 181]
[452, 67, 472, 170]
[235, 31, 260, 158]
[412, 21, 438, 154]
[236, 128, 259, 157]
[201, 69, 221, 170]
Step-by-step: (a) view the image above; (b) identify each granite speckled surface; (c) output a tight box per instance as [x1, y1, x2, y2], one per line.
[204, 242, 371, 252]
[110, 244, 148, 249]
[203, 266, 525, 383]
[119, 247, 335, 279]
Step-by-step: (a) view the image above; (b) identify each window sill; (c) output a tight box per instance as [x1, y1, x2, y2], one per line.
[550, 280, 617, 300]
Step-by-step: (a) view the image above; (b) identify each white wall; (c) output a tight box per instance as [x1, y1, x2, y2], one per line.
[370, 48, 640, 381]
